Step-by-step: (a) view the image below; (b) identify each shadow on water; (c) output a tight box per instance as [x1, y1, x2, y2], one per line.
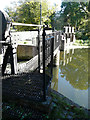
[51, 48, 89, 109]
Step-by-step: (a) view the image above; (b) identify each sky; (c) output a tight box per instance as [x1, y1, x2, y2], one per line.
[0, 0, 61, 11]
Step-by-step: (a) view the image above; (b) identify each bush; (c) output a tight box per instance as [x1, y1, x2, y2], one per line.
[75, 31, 82, 39]
[75, 31, 89, 40]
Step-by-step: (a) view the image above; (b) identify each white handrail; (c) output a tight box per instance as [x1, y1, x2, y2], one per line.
[11, 22, 43, 27]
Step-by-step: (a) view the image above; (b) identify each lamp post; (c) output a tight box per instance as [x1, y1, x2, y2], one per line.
[40, 0, 42, 25]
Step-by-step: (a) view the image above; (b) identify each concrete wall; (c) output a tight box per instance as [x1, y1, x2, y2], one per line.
[17, 45, 38, 60]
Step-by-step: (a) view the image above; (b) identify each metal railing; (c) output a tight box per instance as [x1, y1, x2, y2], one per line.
[1, 22, 43, 75]
[41, 26, 61, 100]
[42, 27, 54, 100]
[1, 22, 61, 101]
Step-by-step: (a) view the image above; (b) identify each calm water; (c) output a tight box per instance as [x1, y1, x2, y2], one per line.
[51, 48, 89, 109]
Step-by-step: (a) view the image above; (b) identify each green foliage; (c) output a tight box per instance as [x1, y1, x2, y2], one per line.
[4, 0, 90, 40]
[5, 0, 56, 31]
[53, 2, 90, 40]
[74, 39, 90, 46]
[75, 31, 83, 39]
[24, 42, 27, 44]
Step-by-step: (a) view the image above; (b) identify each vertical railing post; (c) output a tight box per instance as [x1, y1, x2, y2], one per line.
[38, 27, 40, 73]
[53, 27, 55, 50]
[42, 25, 46, 101]
[59, 31, 61, 46]
[51, 37, 54, 75]
[50, 27, 54, 75]
[9, 30, 15, 74]
[10, 45, 15, 74]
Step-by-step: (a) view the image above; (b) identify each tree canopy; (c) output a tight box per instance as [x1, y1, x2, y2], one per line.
[52, 2, 90, 40]
[5, 0, 56, 30]
[5, 0, 90, 40]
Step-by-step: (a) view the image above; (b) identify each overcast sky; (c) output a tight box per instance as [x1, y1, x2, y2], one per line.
[0, 0, 61, 11]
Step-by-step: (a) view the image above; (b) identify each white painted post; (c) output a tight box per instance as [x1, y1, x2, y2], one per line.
[67, 48, 70, 54]
[13, 48, 18, 74]
[69, 26, 71, 33]
[73, 34, 76, 43]
[55, 50, 60, 66]
[64, 26, 68, 33]
[72, 48, 74, 54]
[70, 57, 72, 62]
[72, 27, 74, 33]
[11, 33, 18, 74]
[63, 50, 66, 66]
[67, 58, 69, 64]
[67, 38, 70, 46]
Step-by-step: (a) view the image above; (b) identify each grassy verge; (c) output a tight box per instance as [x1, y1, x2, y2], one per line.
[73, 40, 90, 46]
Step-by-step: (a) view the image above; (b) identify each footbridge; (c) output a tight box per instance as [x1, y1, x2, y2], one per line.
[1, 22, 62, 75]
[0, 10, 76, 102]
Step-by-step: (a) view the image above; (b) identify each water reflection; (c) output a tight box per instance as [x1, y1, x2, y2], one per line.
[51, 66, 59, 91]
[51, 48, 89, 109]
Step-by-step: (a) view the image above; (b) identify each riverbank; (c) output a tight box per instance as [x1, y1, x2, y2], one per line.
[2, 87, 90, 120]
[49, 89, 89, 119]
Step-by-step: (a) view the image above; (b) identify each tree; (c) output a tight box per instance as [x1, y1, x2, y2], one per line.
[53, 1, 89, 40]
[5, 0, 56, 30]
[60, 49, 88, 90]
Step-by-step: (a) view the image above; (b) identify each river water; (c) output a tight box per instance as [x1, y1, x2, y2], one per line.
[51, 48, 89, 109]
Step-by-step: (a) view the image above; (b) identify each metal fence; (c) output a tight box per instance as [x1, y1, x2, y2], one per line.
[1, 23, 42, 75]
[1, 22, 61, 101]
[41, 27, 61, 100]
[41, 27, 54, 100]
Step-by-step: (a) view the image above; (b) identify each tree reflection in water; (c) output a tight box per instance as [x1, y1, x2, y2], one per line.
[60, 48, 88, 90]
[51, 48, 89, 108]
